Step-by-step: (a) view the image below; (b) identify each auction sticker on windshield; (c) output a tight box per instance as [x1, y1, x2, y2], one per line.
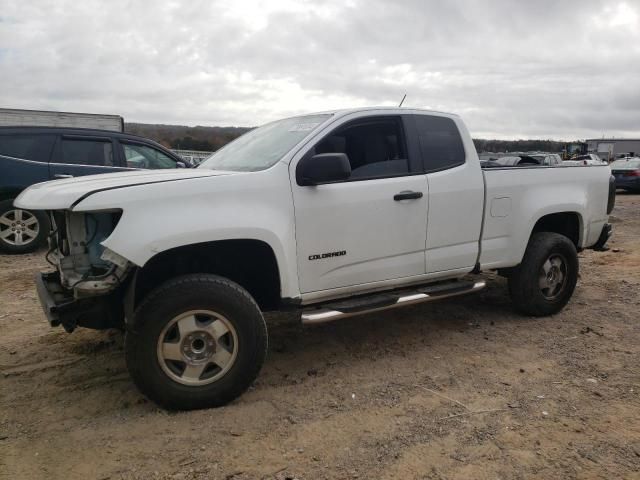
[288, 123, 321, 132]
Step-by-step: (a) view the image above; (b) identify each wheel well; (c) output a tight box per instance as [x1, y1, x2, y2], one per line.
[532, 212, 581, 247]
[0, 189, 21, 203]
[133, 240, 281, 311]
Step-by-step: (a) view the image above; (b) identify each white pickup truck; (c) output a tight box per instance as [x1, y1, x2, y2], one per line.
[15, 107, 615, 410]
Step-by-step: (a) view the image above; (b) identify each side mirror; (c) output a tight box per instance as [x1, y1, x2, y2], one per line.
[176, 161, 187, 168]
[297, 153, 351, 186]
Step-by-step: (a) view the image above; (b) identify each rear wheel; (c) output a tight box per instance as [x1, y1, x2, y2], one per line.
[0, 200, 49, 254]
[125, 274, 268, 410]
[508, 232, 578, 316]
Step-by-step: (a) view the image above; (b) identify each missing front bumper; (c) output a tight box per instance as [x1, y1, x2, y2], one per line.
[35, 271, 124, 332]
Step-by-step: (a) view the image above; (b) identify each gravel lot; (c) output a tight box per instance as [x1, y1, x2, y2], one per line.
[1, 194, 639, 480]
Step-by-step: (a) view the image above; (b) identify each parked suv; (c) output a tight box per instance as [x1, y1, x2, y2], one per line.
[0, 127, 189, 253]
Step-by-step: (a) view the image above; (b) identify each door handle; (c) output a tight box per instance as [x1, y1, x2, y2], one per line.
[394, 191, 423, 201]
[54, 174, 74, 179]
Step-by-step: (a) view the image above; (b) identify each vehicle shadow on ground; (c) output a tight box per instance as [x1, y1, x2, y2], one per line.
[264, 275, 525, 357]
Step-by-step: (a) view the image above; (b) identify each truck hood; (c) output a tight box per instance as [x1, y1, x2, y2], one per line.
[15, 169, 233, 210]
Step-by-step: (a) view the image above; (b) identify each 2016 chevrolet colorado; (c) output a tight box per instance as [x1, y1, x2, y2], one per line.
[15, 107, 615, 410]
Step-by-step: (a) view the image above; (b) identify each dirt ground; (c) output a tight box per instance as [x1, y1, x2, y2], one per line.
[1, 194, 639, 480]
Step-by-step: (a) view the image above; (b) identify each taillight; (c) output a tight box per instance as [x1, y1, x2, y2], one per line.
[607, 175, 616, 214]
[624, 170, 640, 177]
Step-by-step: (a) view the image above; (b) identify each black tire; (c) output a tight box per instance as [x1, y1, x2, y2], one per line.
[508, 232, 578, 316]
[125, 274, 268, 410]
[0, 199, 50, 254]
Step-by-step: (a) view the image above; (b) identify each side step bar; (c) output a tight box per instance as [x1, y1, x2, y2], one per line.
[301, 280, 486, 325]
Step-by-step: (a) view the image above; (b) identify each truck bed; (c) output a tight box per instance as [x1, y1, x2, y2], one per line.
[479, 164, 612, 270]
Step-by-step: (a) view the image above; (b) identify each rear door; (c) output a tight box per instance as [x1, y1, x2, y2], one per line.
[49, 134, 128, 179]
[409, 114, 485, 274]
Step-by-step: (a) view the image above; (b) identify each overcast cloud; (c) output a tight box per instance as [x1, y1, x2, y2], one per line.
[1, 0, 639, 139]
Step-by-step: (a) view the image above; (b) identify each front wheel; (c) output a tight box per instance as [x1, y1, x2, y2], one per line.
[125, 274, 268, 410]
[0, 200, 50, 254]
[508, 232, 578, 316]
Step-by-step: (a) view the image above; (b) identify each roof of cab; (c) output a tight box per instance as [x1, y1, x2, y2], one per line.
[287, 106, 459, 119]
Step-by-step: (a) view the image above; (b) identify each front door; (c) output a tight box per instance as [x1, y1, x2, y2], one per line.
[291, 115, 428, 294]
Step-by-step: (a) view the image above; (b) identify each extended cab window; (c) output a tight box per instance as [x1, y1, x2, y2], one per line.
[0, 134, 55, 162]
[122, 143, 176, 169]
[414, 115, 465, 172]
[312, 117, 409, 180]
[60, 138, 114, 166]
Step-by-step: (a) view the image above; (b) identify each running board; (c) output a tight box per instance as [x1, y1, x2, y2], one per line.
[301, 280, 486, 325]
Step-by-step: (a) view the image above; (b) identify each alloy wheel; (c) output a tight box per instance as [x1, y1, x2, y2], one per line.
[0, 209, 39, 246]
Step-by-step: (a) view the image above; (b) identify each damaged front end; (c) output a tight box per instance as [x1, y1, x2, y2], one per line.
[36, 210, 132, 332]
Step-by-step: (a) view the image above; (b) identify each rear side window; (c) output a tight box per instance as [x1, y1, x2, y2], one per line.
[0, 134, 55, 162]
[414, 115, 465, 172]
[60, 138, 114, 166]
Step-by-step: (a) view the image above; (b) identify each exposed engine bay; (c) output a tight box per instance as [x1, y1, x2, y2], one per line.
[47, 210, 131, 298]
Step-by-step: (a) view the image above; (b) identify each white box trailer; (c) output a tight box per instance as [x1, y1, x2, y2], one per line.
[0, 108, 124, 132]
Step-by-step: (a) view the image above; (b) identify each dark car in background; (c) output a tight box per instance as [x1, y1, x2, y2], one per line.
[0, 127, 189, 253]
[610, 158, 640, 192]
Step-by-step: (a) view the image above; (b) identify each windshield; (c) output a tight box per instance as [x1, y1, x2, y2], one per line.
[198, 114, 331, 172]
[611, 159, 640, 168]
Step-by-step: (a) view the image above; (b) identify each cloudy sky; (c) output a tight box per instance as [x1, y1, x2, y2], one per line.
[1, 0, 639, 139]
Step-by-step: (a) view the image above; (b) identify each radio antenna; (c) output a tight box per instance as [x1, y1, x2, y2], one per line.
[398, 93, 407, 107]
